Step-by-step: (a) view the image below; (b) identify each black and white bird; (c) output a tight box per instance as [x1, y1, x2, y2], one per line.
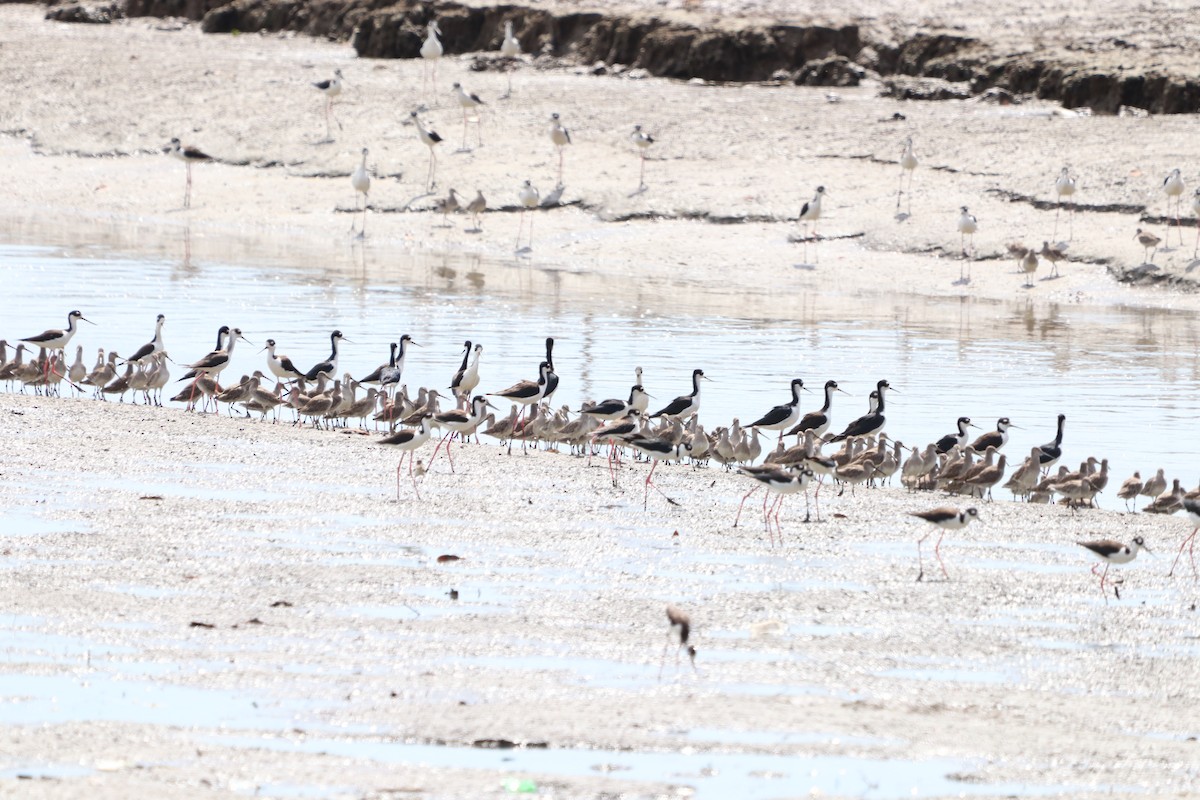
[957, 205, 977, 258]
[261, 339, 306, 384]
[165, 138, 213, 209]
[380, 334, 418, 390]
[305, 330, 350, 382]
[450, 341, 482, 399]
[499, 20, 522, 98]
[1163, 167, 1186, 245]
[631, 124, 655, 188]
[748, 378, 809, 442]
[897, 136, 917, 212]
[489, 361, 553, 454]
[829, 379, 894, 443]
[20, 310, 92, 357]
[380, 414, 433, 500]
[548, 112, 571, 186]
[1054, 166, 1076, 240]
[970, 417, 1017, 452]
[1169, 498, 1200, 580]
[1078, 536, 1149, 601]
[934, 416, 976, 454]
[182, 326, 247, 382]
[1037, 413, 1066, 467]
[784, 379, 846, 439]
[649, 368, 709, 421]
[350, 147, 371, 237]
[451, 82, 485, 148]
[911, 506, 980, 581]
[624, 435, 691, 509]
[411, 112, 443, 190]
[516, 179, 539, 250]
[420, 20, 442, 92]
[737, 463, 815, 539]
[582, 384, 652, 421]
[541, 337, 559, 399]
[126, 314, 166, 365]
[313, 68, 343, 139]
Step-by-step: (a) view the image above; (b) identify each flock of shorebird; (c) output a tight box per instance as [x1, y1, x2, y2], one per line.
[5, 308, 1199, 602]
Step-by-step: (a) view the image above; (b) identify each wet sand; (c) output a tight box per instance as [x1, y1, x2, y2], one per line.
[3, 5, 1200, 798]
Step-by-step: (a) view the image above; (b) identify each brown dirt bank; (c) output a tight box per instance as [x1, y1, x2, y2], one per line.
[25, 0, 1200, 114]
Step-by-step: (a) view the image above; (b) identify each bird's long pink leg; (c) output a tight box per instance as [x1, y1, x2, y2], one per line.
[395, 451, 406, 501]
[643, 459, 658, 509]
[410, 450, 422, 500]
[934, 531, 948, 579]
[733, 486, 758, 528]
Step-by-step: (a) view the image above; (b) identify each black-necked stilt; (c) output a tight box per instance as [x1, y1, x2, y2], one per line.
[624, 434, 691, 509]
[548, 112, 571, 186]
[451, 82, 485, 148]
[465, 190, 486, 232]
[350, 147, 370, 237]
[735, 463, 813, 542]
[126, 314, 166, 365]
[970, 417, 1017, 452]
[499, 20, 521, 97]
[829, 379, 894, 443]
[543, 337, 559, 399]
[517, 179, 539, 250]
[631, 124, 655, 188]
[748, 378, 809, 442]
[165, 137, 213, 209]
[650, 368, 708, 421]
[411, 112, 443, 190]
[659, 605, 697, 679]
[1078, 536, 1149, 602]
[20, 310, 93, 381]
[911, 506, 979, 581]
[261, 339, 306, 385]
[1163, 168, 1186, 245]
[451, 341, 482, 399]
[430, 395, 495, 472]
[1135, 228, 1161, 264]
[420, 20, 442, 92]
[581, 385, 651, 421]
[381, 334, 418, 390]
[305, 330, 350, 382]
[313, 68, 343, 139]
[181, 326, 246, 383]
[957, 205, 977, 268]
[360, 342, 398, 387]
[489, 361, 552, 454]
[897, 136, 917, 212]
[935, 416, 976, 454]
[1169, 497, 1200, 580]
[784, 379, 846, 439]
[380, 414, 433, 499]
[797, 185, 826, 261]
[1054, 166, 1076, 240]
[1037, 413, 1066, 468]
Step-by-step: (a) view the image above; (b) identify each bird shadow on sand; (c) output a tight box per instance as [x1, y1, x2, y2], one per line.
[1186, 259, 1200, 273]
[309, 136, 336, 146]
[894, 211, 911, 222]
[627, 185, 648, 198]
[792, 262, 817, 271]
[952, 276, 971, 286]
[1038, 274, 1064, 282]
[401, 191, 436, 210]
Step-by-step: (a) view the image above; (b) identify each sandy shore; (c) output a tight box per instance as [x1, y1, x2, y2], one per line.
[3, 6, 1200, 798]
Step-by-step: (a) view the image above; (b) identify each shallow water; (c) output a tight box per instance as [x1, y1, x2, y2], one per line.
[2, 234, 1198, 486]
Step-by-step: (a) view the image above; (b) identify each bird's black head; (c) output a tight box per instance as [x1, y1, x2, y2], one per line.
[265, 338, 275, 347]
[463, 340, 471, 349]
[218, 325, 230, 335]
[965, 507, 980, 518]
[331, 330, 344, 340]
[959, 416, 971, 424]
[156, 314, 166, 323]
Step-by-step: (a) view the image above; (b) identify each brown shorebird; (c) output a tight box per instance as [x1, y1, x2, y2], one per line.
[1135, 228, 1161, 264]
[659, 605, 697, 679]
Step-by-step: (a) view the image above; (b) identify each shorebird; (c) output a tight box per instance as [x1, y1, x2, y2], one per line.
[1054, 166, 1076, 240]
[970, 417, 1017, 451]
[829, 379, 894, 443]
[20, 311, 93, 381]
[380, 334, 418, 391]
[631, 124, 655, 188]
[380, 414, 433, 499]
[748, 378, 809, 442]
[165, 137, 212, 209]
[1078, 536, 1149, 602]
[935, 416, 976, 454]
[784, 379, 846, 439]
[183, 326, 246, 382]
[420, 20, 442, 92]
[582, 385, 652, 421]
[1036, 413, 1066, 469]
[649, 369, 709, 421]
[433, 188, 461, 226]
[451, 82, 485, 148]
[465, 190, 486, 232]
[517, 179, 539, 250]
[313, 68, 343, 139]
[1192, 187, 1200, 257]
[305, 330, 350, 382]
[450, 341, 483, 400]
[126, 314, 166, 365]
[897, 136, 917, 212]
[488, 361, 553, 454]
[430, 395, 495, 472]
[499, 20, 521, 98]
[737, 463, 814, 542]
[1116, 471, 1143, 511]
[1140, 468, 1168, 503]
[660, 605, 697, 679]
[911, 507, 979, 581]
[1169, 497, 1200, 579]
[548, 113, 571, 186]
[261, 339, 306, 384]
[1163, 168, 1185, 245]
[1040, 241, 1067, 278]
[350, 147, 371, 237]
[1135, 228, 1160, 264]
[1020, 248, 1039, 287]
[411, 112, 443, 190]
[542, 337, 559, 399]
[625, 435, 691, 509]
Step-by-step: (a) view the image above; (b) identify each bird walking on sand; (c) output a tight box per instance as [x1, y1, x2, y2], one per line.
[166, 138, 213, 210]
[1021, 248, 1039, 287]
[420, 19, 442, 93]
[465, 190, 486, 232]
[350, 147, 371, 237]
[21, 310, 94, 383]
[911, 506, 979, 581]
[1169, 497, 1200, 580]
[1040, 241, 1066, 278]
[380, 414, 433, 500]
[1163, 168, 1185, 245]
[631, 124, 655, 189]
[1116, 471, 1143, 512]
[1078, 536, 1149, 603]
[957, 206, 977, 260]
[1135, 228, 1161, 264]
[1054, 166, 1076, 240]
[797, 185, 827, 263]
[452, 82, 485, 149]
[548, 113, 571, 187]
[516, 179, 539, 251]
[499, 20, 522, 98]
[411, 112, 443, 191]
[433, 188, 461, 227]
[659, 605, 697, 679]
[312, 68, 343, 140]
[897, 136, 917, 212]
